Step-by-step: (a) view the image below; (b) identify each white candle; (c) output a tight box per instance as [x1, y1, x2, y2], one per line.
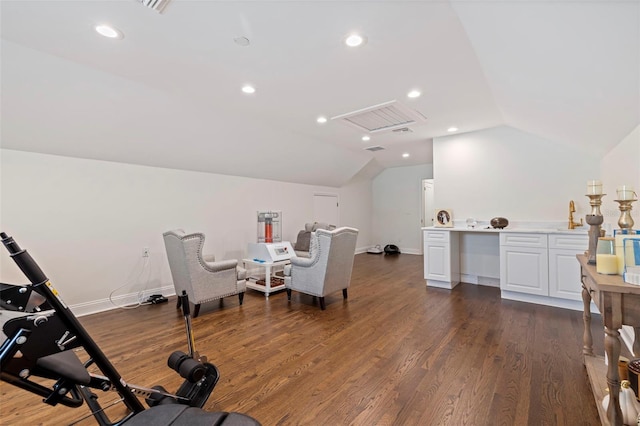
[617, 185, 636, 201]
[596, 254, 618, 275]
[587, 180, 602, 195]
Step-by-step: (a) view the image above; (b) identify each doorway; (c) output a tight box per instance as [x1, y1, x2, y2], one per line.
[313, 193, 339, 226]
[421, 179, 434, 227]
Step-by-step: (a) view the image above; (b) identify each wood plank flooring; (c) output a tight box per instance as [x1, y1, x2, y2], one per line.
[1, 253, 605, 425]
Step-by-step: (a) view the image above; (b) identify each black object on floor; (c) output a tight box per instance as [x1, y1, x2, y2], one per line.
[384, 244, 401, 255]
[147, 294, 169, 304]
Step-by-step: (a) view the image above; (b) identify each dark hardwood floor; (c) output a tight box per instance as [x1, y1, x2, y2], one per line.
[1, 253, 604, 425]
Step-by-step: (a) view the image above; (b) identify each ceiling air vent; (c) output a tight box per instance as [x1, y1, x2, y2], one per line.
[364, 146, 385, 152]
[332, 100, 426, 133]
[392, 127, 413, 133]
[137, 0, 172, 13]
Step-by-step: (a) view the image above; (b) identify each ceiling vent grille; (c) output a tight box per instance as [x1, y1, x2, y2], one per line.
[364, 146, 385, 152]
[332, 100, 426, 133]
[392, 127, 413, 133]
[137, 0, 172, 13]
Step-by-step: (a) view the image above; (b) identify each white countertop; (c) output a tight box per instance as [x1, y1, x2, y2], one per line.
[422, 224, 589, 235]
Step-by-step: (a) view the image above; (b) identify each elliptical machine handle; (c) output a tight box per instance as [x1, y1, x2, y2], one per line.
[0, 232, 48, 285]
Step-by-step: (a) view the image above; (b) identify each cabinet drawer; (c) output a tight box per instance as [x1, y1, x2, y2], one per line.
[500, 233, 548, 248]
[424, 230, 450, 243]
[548, 234, 588, 250]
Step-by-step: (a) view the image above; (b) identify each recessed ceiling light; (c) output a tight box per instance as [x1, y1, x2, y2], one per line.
[407, 90, 421, 98]
[344, 33, 367, 47]
[447, 127, 458, 132]
[241, 85, 256, 94]
[95, 24, 124, 39]
[317, 116, 327, 124]
[402, 153, 410, 158]
[361, 135, 371, 142]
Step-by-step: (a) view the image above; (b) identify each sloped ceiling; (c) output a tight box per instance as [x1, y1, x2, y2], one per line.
[1, 1, 638, 187]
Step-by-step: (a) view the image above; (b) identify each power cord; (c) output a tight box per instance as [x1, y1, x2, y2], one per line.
[109, 254, 153, 310]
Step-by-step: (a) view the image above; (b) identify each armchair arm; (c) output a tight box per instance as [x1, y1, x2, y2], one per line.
[236, 267, 247, 281]
[290, 256, 315, 268]
[202, 258, 238, 273]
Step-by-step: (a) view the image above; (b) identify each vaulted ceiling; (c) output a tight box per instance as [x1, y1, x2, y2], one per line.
[1, 1, 638, 187]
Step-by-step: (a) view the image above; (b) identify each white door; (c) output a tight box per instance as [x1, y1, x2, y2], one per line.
[313, 194, 339, 226]
[422, 179, 434, 227]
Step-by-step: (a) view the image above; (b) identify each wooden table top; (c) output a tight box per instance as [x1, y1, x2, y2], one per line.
[578, 254, 640, 295]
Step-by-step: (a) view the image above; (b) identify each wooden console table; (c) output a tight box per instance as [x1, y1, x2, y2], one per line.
[578, 254, 640, 426]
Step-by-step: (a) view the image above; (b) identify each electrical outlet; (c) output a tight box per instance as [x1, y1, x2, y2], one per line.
[143, 247, 150, 257]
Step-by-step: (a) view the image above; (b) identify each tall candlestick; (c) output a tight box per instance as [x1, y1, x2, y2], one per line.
[585, 193, 606, 264]
[614, 199, 636, 230]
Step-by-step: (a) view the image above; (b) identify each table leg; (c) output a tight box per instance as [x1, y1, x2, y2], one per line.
[605, 326, 623, 426]
[582, 279, 594, 356]
[264, 264, 271, 298]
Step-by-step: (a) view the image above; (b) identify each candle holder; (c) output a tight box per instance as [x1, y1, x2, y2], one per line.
[614, 198, 637, 231]
[585, 193, 605, 264]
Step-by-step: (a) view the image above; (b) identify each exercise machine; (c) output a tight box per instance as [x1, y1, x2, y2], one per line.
[0, 232, 260, 425]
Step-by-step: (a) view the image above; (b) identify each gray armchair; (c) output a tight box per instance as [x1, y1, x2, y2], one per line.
[163, 230, 247, 317]
[284, 227, 358, 310]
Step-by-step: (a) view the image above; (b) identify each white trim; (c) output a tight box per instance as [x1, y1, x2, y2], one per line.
[71, 285, 175, 317]
[460, 274, 500, 287]
[500, 290, 599, 313]
[400, 248, 422, 255]
[426, 279, 460, 289]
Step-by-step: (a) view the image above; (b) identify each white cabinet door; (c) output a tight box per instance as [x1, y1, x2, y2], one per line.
[424, 242, 450, 281]
[423, 230, 459, 288]
[548, 248, 583, 300]
[548, 234, 588, 301]
[500, 233, 548, 296]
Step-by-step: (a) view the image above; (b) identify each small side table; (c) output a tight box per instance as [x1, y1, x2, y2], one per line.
[578, 254, 640, 426]
[243, 258, 290, 298]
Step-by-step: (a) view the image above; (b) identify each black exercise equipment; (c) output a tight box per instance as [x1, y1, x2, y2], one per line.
[0, 232, 260, 426]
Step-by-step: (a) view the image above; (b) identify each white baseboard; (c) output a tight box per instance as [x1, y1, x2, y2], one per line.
[461, 274, 500, 287]
[426, 279, 460, 290]
[71, 285, 175, 317]
[400, 248, 422, 255]
[500, 290, 599, 313]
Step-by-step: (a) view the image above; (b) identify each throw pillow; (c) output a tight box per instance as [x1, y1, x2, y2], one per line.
[295, 230, 311, 251]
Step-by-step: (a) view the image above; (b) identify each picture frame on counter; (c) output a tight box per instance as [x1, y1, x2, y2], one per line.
[434, 209, 453, 228]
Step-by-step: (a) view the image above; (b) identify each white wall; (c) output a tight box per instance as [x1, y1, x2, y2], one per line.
[0, 150, 372, 315]
[600, 124, 640, 228]
[372, 164, 433, 254]
[339, 174, 373, 252]
[433, 126, 601, 223]
[431, 125, 602, 282]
